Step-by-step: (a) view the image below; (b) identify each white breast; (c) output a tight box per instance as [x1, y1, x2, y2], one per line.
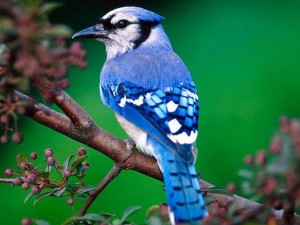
[115, 113, 155, 157]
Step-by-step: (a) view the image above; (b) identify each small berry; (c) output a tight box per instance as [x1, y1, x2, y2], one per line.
[21, 217, 32, 225]
[159, 203, 169, 219]
[226, 182, 236, 193]
[255, 150, 266, 166]
[30, 152, 38, 160]
[263, 177, 278, 195]
[27, 174, 37, 184]
[0, 114, 9, 123]
[64, 169, 72, 178]
[269, 136, 282, 154]
[280, 116, 289, 133]
[32, 185, 41, 195]
[13, 177, 23, 186]
[47, 156, 55, 166]
[67, 198, 73, 206]
[12, 131, 23, 144]
[19, 162, 28, 170]
[244, 155, 254, 165]
[0, 135, 8, 144]
[218, 207, 227, 215]
[58, 79, 69, 89]
[22, 182, 30, 190]
[5, 168, 13, 177]
[77, 147, 86, 156]
[82, 162, 89, 168]
[44, 148, 53, 158]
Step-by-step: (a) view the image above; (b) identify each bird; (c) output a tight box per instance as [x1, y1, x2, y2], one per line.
[73, 6, 207, 224]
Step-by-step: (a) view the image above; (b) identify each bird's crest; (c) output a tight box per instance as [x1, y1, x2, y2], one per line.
[102, 6, 164, 25]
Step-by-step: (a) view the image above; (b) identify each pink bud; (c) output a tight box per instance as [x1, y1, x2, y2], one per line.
[244, 155, 254, 165]
[47, 156, 55, 166]
[21, 218, 32, 225]
[5, 168, 13, 177]
[269, 136, 282, 154]
[67, 198, 73, 206]
[44, 148, 53, 158]
[32, 185, 41, 195]
[0, 135, 8, 144]
[255, 150, 266, 166]
[280, 116, 289, 134]
[226, 182, 236, 193]
[12, 132, 23, 144]
[13, 177, 23, 186]
[30, 152, 38, 160]
[77, 147, 86, 156]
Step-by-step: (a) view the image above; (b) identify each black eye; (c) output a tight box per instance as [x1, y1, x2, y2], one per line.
[117, 20, 129, 29]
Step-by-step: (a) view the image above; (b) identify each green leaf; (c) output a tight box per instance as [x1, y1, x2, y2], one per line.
[82, 213, 107, 221]
[34, 190, 58, 205]
[76, 164, 89, 178]
[120, 206, 141, 224]
[62, 155, 74, 173]
[71, 155, 88, 169]
[0, 18, 15, 35]
[201, 186, 234, 197]
[146, 205, 160, 219]
[16, 153, 28, 167]
[101, 212, 115, 219]
[41, 2, 63, 14]
[73, 193, 88, 200]
[62, 214, 107, 225]
[37, 172, 50, 178]
[112, 219, 121, 225]
[45, 165, 52, 173]
[33, 219, 50, 225]
[238, 169, 255, 179]
[147, 216, 164, 225]
[76, 185, 96, 194]
[24, 192, 33, 203]
[52, 186, 67, 197]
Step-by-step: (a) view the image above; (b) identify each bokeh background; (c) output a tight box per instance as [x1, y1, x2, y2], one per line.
[1, 0, 300, 224]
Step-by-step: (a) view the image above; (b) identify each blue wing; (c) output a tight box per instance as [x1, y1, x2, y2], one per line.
[100, 49, 200, 163]
[100, 81, 199, 163]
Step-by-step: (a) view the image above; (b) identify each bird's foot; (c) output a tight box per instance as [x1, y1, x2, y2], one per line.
[122, 138, 135, 163]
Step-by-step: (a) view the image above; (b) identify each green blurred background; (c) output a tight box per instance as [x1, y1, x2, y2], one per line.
[1, 0, 300, 224]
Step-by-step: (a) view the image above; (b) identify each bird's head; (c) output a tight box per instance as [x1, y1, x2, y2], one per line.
[73, 7, 172, 59]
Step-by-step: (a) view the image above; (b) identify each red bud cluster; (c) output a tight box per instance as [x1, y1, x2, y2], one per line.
[0, 0, 87, 143]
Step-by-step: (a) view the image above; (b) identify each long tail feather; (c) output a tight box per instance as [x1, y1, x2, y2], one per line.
[155, 146, 207, 224]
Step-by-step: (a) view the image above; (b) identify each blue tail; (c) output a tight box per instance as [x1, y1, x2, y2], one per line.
[155, 145, 207, 224]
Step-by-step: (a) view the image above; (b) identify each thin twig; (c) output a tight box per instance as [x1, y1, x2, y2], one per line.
[0, 178, 15, 184]
[78, 164, 122, 216]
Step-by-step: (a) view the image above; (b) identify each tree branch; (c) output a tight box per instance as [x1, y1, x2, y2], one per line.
[14, 89, 161, 180]
[13, 88, 300, 224]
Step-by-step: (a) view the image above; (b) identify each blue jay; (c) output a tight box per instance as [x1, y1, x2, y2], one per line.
[73, 6, 207, 224]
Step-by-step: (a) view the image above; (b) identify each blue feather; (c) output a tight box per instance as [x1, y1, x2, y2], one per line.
[147, 136, 207, 224]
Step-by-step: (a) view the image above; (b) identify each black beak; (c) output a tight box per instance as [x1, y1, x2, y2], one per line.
[72, 25, 108, 39]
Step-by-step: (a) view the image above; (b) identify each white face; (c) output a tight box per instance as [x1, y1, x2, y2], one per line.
[99, 12, 145, 59]
[93, 7, 172, 60]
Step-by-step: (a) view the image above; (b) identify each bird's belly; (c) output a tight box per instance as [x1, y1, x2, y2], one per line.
[115, 113, 155, 157]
